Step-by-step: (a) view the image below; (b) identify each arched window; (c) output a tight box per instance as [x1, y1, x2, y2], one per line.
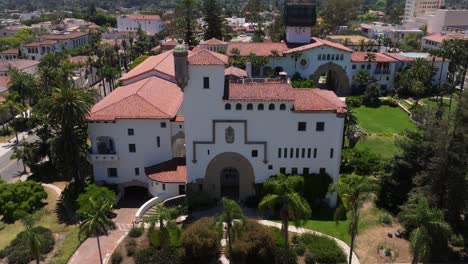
[331, 54, 335, 60]
[279, 104, 286, 110]
[274, 66, 283, 74]
[247, 103, 253, 110]
[327, 54, 330, 60]
[258, 103, 264, 111]
[236, 103, 242, 110]
[317, 54, 321, 60]
[322, 54, 326, 60]
[225, 103, 231, 110]
[269, 103, 275, 110]
[340, 54, 344, 60]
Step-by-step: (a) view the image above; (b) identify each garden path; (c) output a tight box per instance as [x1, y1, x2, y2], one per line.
[258, 220, 360, 264]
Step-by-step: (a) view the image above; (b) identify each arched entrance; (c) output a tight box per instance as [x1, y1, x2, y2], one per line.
[205, 152, 255, 201]
[311, 62, 351, 96]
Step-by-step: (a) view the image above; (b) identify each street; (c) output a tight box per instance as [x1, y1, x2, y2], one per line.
[0, 133, 38, 183]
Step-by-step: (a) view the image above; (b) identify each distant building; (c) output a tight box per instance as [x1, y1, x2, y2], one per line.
[404, 0, 444, 23]
[199, 38, 228, 53]
[42, 32, 89, 50]
[0, 25, 31, 37]
[0, 48, 19, 61]
[0, 59, 40, 76]
[325, 35, 379, 52]
[421, 32, 468, 50]
[426, 9, 468, 33]
[360, 22, 423, 42]
[20, 32, 89, 60]
[117, 14, 164, 35]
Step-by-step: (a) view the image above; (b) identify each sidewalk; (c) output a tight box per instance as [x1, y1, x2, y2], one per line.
[258, 220, 360, 264]
[0, 130, 32, 157]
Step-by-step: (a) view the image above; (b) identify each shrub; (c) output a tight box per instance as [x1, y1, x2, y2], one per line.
[295, 243, 306, 256]
[134, 248, 181, 264]
[180, 217, 220, 262]
[340, 148, 382, 176]
[382, 96, 399, 107]
[185, 186, 216, 210]
[291, 79, 315, 88]
[299, 233, 347, 264]
[1, 226, 55, 264]
[0, 180, 47, 222]
[450, 234, 464, 247]
[273, 247, 297, 264]
[126, 239, 136, 256]
[129, 226, 143, 238]
[379, 212, 394, 226]
[76, 184, 115, 218]
[230, 220, 276, 263]
[128, 55, 150, 70]
[304, 253, 315, 264]
[345, 96, 363, 108]
[269, 226, 285, 248]
[363, 82, 382, 106]
[302, 172, 333, 206]
[111, 252, 122, 264]
[147, 225, 160, 248]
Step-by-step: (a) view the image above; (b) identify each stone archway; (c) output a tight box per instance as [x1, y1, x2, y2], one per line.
[204, 152, 255, 201]
[312, 62, 351, 96]
[171, 131, 185, 158]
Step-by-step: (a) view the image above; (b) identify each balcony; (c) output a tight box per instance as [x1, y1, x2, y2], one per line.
[88, 138, 118, 162]
[88, 149, 119, 162]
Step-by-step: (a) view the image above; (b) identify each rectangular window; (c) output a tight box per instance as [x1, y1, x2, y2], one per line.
[295, 148, 299, 158]
[314, 148, 317, 158]
[129, 144, 136, 153]
[301, 148, 305, 158]
[278, 148, 282, 158]
[290, 148, 294, 158]
[161, 122, 166, 128]
[298, 122, 306, 131]
[319, 168, 326, 174]
[135, 168, 140, 176]
[156, 136, 160, 148]
[162, 184, 166, 191]
[280, 167, 286, 174]
[303, 168, 309, 175]
[352, 64, 356, 69]
[307, 148, 311, 158]
[203, 77, 210, 89]
[283, 148, 287, 158]
[268, 165, 273, 170]
[291, 167, 298, 175]
[330, 148, 334, 159]
[252, 150, 258, 157]
[107, 168, 117, 177]
[128, 128, 134, 136]
[316, 122, 325, 131]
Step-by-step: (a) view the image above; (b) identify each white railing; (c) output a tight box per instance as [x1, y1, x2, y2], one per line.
[134, 195, 168, 223]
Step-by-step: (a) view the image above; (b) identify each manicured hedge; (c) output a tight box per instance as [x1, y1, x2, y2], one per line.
[134, 248, 181, 264]
[298, 233, 347, 264]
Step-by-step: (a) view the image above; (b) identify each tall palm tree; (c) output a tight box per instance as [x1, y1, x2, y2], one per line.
[218, 197, 244, 254]
[79, 197, 115, 264]
[335, 174, 376, 264]
[48, 86, 94, 188]
[259, 174, 311, 252]
[346, 125, 364, 148]
[144, 204, 180, 230]
[343, 108, 358, 148]
[410, 80, 426, 109]
[364, 53, 376, 69]
[21, 214, 42, 264]
[398, 194, 452, 264]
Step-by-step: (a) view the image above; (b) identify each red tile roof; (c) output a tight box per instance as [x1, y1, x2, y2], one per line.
[0, 48, 19, 54]
[0, 60, 39, 72]
[284, 38, 353, 54]
[87, 76, 183, 121]
[125, 14, 161, 20]
[145, 158, 187, 183]
[422, 32, 466, 43]
[351, 52, 397, 63]
[0, 76, 10, 88]
[23, 40, 58, 47]
[174, 116, 184, 122]
[69, 55, 97, 64]
[188, 48, 228, 65]
[43, 32, 88, 40]
[227, 82, 346, 113]
[120, 50, 176, 83]
[225, 66, 247, 77]
[200, 38, 228, 46]
[227, 42, 289, 57]
[384, 52, 445, 62]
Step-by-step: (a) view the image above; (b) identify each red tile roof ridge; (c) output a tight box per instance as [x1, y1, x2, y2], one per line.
[145, 157, 187, 183]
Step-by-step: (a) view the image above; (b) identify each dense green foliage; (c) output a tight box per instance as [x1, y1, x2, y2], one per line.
[129, 226, 143, 238]
[180, 217, 220, 262]
[362, 82, 381, 106]
[230, 220, 276, 263]
[128, 55, 150, 70]
[0, 180, 47, 222]
[0, 29, 34, 51]
[76, 184, 116, 218]
[0, 226, 54, 264]
[297, 233, 347, 264]
[134, 248, 181, 264]
[202, 0, 223, 40]
[340, 148, 382, 176]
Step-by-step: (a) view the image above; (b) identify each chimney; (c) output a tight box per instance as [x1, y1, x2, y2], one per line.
[173, 42, 189, 90]
[246, 62, 252, 79]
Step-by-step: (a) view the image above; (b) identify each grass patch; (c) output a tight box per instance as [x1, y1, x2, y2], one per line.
[49, 226, 82, 264]
[355, 134, 402, 159]
[354, 105, 415, 134]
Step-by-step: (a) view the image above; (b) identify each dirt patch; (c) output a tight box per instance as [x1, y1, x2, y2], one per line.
[355, 224, 411, 264]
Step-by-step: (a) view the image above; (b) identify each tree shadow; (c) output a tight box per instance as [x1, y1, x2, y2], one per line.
[54, 197, 79, 225]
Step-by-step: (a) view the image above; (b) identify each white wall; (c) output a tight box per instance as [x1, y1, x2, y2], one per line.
[148, 181, 182, 197]
[286, 26, 312, 44]
[427, 9, 468, 33]
[117, 16, 164, 35]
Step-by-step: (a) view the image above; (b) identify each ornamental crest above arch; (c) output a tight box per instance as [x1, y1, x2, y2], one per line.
[225, 126, 235, 144]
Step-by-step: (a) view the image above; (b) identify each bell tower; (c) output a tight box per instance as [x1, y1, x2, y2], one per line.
[284, 0, 316, 44]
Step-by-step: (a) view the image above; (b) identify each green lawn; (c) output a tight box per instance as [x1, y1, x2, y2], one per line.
[49, 226, 82, 264]
[355, 134, 402, 159]
[354, 105, 415, 134]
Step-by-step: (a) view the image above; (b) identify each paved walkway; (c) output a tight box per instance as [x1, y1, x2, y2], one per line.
[258, 220, 360, 264]
[68, 207, 138, 264]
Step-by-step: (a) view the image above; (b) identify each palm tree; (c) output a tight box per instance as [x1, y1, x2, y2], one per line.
[259, 174, 311, 252]
[79, 197, 115, 264]
[290, 52, 303, 70]
[5, 98, 22, 144]
[398, 194, 452, 264]
[270, 49, 279, 69]
[48, 86, 94, 188]
[410, 80, 426, 109]
[144, 204, 180, 230]
[11, 139, 36, 174]
[335, 174, 376, 264]
[21, 214, 42, 264]
[364, 53, 376, 68]
[359, 39, 366, 51]
[346, 125, 364, 148]
[218, 197, 244, 254]
[0, 103, 9, 134]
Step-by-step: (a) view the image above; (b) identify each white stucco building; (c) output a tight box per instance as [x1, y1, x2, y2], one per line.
[117, 14, 164, 35]
[404, 0, 444, 23]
